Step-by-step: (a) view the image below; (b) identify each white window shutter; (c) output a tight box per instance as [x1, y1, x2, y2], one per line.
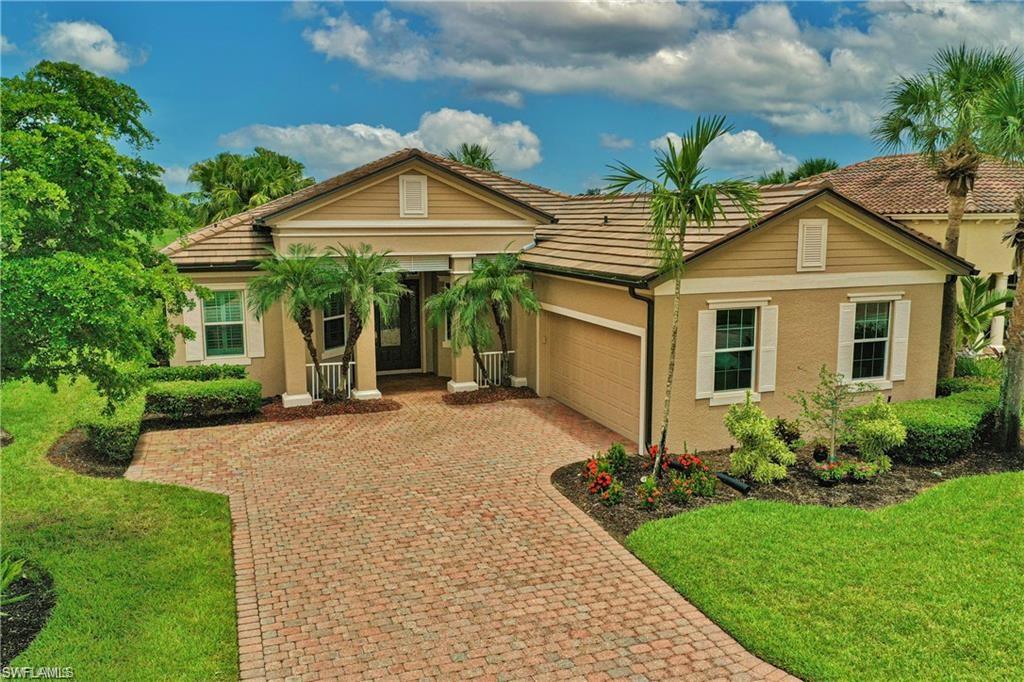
[758, 305, 779, 393]
[890, 300, 911, 381]
[183, 291, 204, 361]
[244, 290, 265, 358]
[400, 175, 428, 217]
[837, 302, 856, 381]
[695, 310, 717, 399]
[798, 219, 827, 271]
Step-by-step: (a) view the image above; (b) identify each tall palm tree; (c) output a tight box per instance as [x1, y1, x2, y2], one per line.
[248, 243, 339, 399]
[605, 116, 761, 475]
[873, 45, 1024, 381]
[998, 192, 1024, 451]
[757, 158, 839, 185]
[465, 251, 540, 385]
[425, 281, 494, 383]
[327, 244, 409, 394]
[444, 143, 498, 172]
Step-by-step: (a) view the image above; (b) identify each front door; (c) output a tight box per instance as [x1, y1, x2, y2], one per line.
[375, 278, 421, 372]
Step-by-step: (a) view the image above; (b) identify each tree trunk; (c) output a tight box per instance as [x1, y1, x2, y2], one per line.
[472, 344, 489, 385]
[339, 303, 363, 397]
[297, 309, 331, 402]
[937, 190, 967, 381]
[997, 278, 1024, 452]
[654, 272, 682, 478]
[491, 302, 511, 387]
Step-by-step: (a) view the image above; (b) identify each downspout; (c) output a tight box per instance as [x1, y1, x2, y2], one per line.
[628, 286, 655, 451]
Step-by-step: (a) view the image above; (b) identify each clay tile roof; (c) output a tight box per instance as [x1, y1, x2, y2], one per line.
[796, 154, 1024, 215]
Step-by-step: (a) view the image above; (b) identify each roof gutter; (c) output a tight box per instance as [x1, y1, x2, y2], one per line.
[522, 261, 652, 288]
[628, 286, 654, 450]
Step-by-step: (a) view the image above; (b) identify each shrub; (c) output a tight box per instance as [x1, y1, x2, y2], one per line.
[599, 479, 624, 506]
[846, 395, 906, 468]
[636, 476, 662, 509]
[936, 375, 999, 397]
[688, 468, 718, 497]
[146, 379, 262, 421]
[812, 458, 888, 483]
[667, 473, 693, 504]
[890, 388, 998, 463]
[773, 417, 801, 450]
[588, 471, 613, 495]
[139, 364, 247, 383]
[81, 394, 146, 462]
[954, 355, 1003, 380]
[724, 393, 795, 484]
[605, 443, 628, 475]
[1, 553, 29, 616]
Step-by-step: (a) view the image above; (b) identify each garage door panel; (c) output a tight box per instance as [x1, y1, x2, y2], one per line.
[542, 312, 640, 441]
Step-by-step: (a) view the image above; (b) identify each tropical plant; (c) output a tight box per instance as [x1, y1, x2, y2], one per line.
[756, 168, 789, 185]
[724, 393, 795, 484]
[846, 394, 906, 470]
[757, 158, 840, 185]
[1, 553, 29, 617]
[465, 251, 540, 385]
[874, 45, 1024, 381]
[248, 244, 339, 398]
[425, 279, 494, 383]
[444, 143, 498, 172]
[605, 116, 760, 476]
[791, 365, 865, 464]
[326, 244, 408, 393]
[187, 147, 315, 225]
[999, 192, 1024, 450]
[957, 275, 1014, 354]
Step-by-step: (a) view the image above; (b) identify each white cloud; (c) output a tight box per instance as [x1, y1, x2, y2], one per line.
[160, 166, 194, 195]
[1, 35, 16, 54]
[650, 129, 797, 176]
[218, 108, 541, 178]
[473, 88, 524, 108]
[296, 1, 1024, 135]
[37, 20, 140, 73]
[599, 133, 634, 150]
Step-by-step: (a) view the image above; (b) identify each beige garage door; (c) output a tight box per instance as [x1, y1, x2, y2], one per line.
[541, 311, 641, 442]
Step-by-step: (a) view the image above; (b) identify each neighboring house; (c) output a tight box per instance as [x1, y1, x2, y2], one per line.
[164, 149, 973, 451]
[800, 154, 1024, 350]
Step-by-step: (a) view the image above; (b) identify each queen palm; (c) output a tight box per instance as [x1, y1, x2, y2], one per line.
[444, 143, 498, 172]
[425, 281, 494, 383]
[874, 45, 1024, 381]
[605, 116, 760, 475]
[465, 251, 540, 385]
[248, 243, 339, 399]
[327, 244, 409, 394]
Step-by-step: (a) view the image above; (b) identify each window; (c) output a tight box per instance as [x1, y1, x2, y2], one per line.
[714, 308, 756, 392]
[852, 301, 890, 380]
[323, 293, 346, 350]
[204, 290, 245, 357]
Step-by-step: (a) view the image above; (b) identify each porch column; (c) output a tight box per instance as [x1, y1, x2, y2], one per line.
[282, 312, 313, 408]
[352, 304, 381, 400]
[447, 255, 479, 393]
[990, 272, 1010, 352]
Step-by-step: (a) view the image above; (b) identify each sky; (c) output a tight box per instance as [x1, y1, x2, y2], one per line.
[2, 1, 1023, 194]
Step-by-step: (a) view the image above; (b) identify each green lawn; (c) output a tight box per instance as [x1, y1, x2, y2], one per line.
[1, 379, 237, 679]
[627, 473, 1024, 681]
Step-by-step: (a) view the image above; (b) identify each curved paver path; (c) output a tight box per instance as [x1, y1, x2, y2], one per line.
[127, 381, 794, 681]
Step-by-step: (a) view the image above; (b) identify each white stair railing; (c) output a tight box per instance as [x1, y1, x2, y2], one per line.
[306, 361, 354, 400]
[475, 350, 514, 387]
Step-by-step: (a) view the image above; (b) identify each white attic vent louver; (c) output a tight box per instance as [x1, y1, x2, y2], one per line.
[400, 175, 428, 217]
[798, 219, 827, 271]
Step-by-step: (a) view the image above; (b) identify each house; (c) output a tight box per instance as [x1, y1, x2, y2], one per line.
[163, 149, 974, 451]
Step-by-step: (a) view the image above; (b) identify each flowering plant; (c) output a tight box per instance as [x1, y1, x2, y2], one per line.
[582, 455, 612, 480]
[672, 452, 705, 475]
[599, 479, 624, 506]
[667, 473, 693, 504]
[687, 468, 718, 497]
[588, 471, 613, 494]
[636, 476, 662, 509]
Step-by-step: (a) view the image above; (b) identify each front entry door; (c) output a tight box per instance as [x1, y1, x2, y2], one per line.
[376, 278, 420, 371]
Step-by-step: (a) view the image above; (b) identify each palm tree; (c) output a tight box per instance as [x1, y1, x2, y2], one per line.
[248, 243, 339, 399]
[425, 281, 494, 384]
[444, 143, 498, 172]
[873, 45, 1024, 381]
[998, 192, 1024, 451]
[957, 276, 1014, 355]
[605, 116, 761, 476]
[465, 251, 540, 385]
[326, 244, 409, 394]
[187, 147, 315, 225]
[756, 168, 788, 185]
[788, 157, 839, 180]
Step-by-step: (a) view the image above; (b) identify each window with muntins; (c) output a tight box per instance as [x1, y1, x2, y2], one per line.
[852, 301, 890, 379]
[323, 293, 346, 350]
[714, 308, 756, 392]
[204, 290, 245, 357]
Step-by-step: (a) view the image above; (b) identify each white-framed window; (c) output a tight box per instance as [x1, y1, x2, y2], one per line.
[798, 218, 828, 271]
[203, 290, 246, 357]
[852, 301, 890, 380]
[400, 174, 428, 217]
[697, 299, 778, 403]
[323, 293, 347, 351]
[714, 307, 757, 392]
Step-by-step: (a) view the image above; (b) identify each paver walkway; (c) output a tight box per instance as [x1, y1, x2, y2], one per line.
[127, 379, 794, 681]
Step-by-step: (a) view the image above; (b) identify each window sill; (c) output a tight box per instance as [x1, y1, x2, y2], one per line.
[709, 390, 760, 406]
[848, 378, 893, 391]
[201, 356, 252, 366]
[323, 347, 345, 359]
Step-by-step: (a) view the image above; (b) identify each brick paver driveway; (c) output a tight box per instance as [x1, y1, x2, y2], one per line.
[128, 380, 792, 681]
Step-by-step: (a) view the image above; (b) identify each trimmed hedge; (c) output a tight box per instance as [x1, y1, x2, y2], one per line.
[146, 379, 262, 421]
[890, 388, 999, 463]
[936, 375, 999, 397]
[81, 395, 146, 462]
[955, 356, 1003, 381]
[140, 364, 247, 383]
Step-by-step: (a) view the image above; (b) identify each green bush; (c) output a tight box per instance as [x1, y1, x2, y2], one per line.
[605, 443, 628, 475]
[936, 375, 999, 397]
[724, 393, 795, 484]
[955, 356, 1003, 380]
[81, 394, 146, 462]
[890, 388, 998, 463]
[140, 364, 247, 383]
[146, 379, 262, 421]
[845, 395, 906, 467]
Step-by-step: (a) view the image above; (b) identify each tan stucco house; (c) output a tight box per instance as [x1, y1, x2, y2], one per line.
[164, 149, 976, 451]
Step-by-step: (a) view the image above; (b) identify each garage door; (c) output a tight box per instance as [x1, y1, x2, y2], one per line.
[541, 311, 641, 442]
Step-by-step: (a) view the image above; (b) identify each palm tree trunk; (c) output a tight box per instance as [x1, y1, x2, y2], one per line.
[937, 190, 967, 381]
[998, 278, 1024, 452]
[297, 309, 330, 402]
[491, 302, 511, 386]
[654, 272, 682, 478]
[339, 303, 363, 397]
[471, 342, 490, 385]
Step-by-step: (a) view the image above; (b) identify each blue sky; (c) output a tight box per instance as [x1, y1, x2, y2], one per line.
[3, 1, 1022, 194]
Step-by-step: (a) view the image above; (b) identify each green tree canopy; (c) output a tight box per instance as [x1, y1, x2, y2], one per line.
[757, 157, 839, 185]
[444, 143, 498, 172]
[1, 61, 195, 406]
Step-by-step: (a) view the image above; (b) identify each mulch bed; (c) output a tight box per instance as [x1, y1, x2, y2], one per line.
[46, 428, 130, 478]
[552, 445, 1024, 541]
[443, 386, 538, 405]
[259, 396, 401, 421]
[1, 563, 56, 666]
